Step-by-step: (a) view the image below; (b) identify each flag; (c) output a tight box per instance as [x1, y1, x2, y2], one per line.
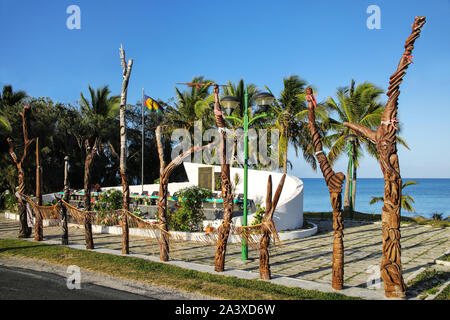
[144, 95, 163, 114]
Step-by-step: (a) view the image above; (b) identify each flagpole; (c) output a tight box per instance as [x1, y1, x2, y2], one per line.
[141, 88, 145, 194]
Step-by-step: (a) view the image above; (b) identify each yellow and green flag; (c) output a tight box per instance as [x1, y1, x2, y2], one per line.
[144, 95, 163, 114]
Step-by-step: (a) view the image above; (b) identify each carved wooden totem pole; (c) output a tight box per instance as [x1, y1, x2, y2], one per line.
[156, 124, 217, 261]
[259, 174, 286, 280]
[156, 124, 169, 261]
[119, 44, 133, 255]
[7, 105, 34, 238]
[306, 88, 345, 290]
[344, 17, 426, 298]
[213, 84, 235, 272]
[60, 156, 70, 245]
[83, 137, 98, 249]
[34, 137, 43, 241]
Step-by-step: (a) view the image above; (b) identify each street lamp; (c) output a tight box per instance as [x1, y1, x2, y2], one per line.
[220, 96, 240, 116]
[221, 88, 274, 261]
[346, 134, 357, 217]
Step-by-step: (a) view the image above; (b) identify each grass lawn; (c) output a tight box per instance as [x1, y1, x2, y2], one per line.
[0, 239, 358, 300]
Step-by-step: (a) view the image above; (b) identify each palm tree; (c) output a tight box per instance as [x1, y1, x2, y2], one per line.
[0, 85, 27, 108]
[369, 180, 418, 213]
[165, 76, 214, 134]
[266, 75, 323, 174]
[0, 85, 25, 136]
[79, 85, 119, 249]
[218, 79, 259, 167]
[324, 79, 408, 214]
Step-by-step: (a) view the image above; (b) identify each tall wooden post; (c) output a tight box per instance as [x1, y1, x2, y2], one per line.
[34, 137, 43, 241]
[259, 174, 286, 280]
[83, 138, 98, 249]
[156, 125, 217, 261]
[61, 156, 70, 245]
[119, 43, 133, 255]
[344, 17, 426, 298]
[213, 84, 235, 272]
[306, 88, 345, 290]
[156, 125, 169, 261]
[7, 106, 34, 238]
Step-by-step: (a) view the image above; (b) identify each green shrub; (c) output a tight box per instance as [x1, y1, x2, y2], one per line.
[93, 190, 123, 226]
[168, 186, 212, 232]
[432, 213, 444, 221]
[1, 190, 17, 212]
[251, 203, 265, 225]
[94, 189, 123, 211]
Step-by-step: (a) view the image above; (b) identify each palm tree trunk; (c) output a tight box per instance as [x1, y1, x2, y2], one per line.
[343, 16, 426, 298]
[157, 140, 216, 262]
[351, 160, 357, 211]
[155, 125, 169, 261]
[34, 137, 43, 241]
[17, 165, 31, 238]
[259, 174, 286, 280]
[83, 138, 97, 250]
[343, 161, 351, 214]
[7, 106, 34, 238]
[119, 44, 133, 255]
[61, 156, 70, 245]
[213, 84, 234, 272]
[306, 88, 345, 290]
[282, 129, 288, 175]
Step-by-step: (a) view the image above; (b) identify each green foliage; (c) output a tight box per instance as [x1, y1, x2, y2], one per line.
[93, 190, 123, 226]
[1, 190, 17, 212]
[94, 189, 123, 211]
[168, 186, 212, 232]
[251, 203, 265, 225]
[266, 75, 322, 172]
[432, 213, 444, 221]
[130, 208, 145, 219]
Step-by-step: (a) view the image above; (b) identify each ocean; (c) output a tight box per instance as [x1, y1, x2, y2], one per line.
[301, 178, 450, 219]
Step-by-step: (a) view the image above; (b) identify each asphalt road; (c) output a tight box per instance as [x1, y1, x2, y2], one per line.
[0, 265, 152, 300]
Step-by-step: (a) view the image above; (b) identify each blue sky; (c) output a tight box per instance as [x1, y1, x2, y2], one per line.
[1, 0, 449, 178]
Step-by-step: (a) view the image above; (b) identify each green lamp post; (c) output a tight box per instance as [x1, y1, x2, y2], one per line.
[221, 88, 274, 261]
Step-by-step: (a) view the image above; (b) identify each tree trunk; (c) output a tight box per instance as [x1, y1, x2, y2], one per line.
[17, 165, 31, 238]
[306, 88, 345, 290]
[83, 138, 97, 250]
[259, 174, 286, 280]
[343, 16, 426, 298]
[61, 156, 70, 245]
[119, 44, 133, 255]
[156, 126, 217, 262]
[282, 130, 288, 175]
[7, 106, 34, 238]
[351, 159, 357, 211]
[34, 137, 43, 241]
[212, 84, 235, 272]
[156, 125, 169, 261]
[343, 156, 351, 212]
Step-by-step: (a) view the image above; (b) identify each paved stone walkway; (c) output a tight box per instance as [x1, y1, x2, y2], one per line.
[1, 214, 448, 290]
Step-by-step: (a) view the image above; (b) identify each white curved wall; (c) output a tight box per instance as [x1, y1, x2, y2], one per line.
[100, 163, 304, 231]
[183, 162, 304, 231]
